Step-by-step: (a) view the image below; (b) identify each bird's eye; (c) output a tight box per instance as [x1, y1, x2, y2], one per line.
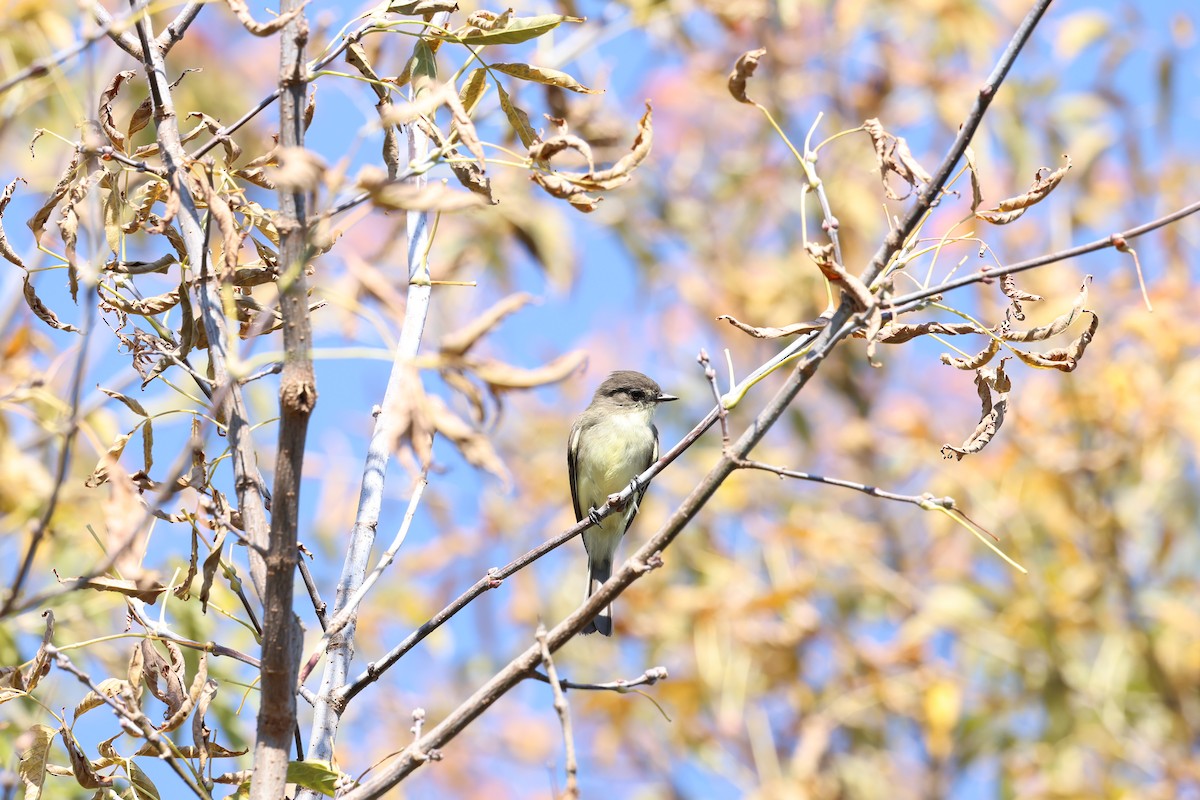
[629, 389, 645, 401]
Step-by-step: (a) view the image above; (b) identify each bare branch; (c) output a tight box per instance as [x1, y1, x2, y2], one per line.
[889, 200, 1200, 308]
[251, 0, 315, 794]
[528, 665, 669, 693]
[537, 624, 578, 800]
[301, 14, 453, 784]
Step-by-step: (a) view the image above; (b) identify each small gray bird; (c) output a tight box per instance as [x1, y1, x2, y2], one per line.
[568, 370, 677, 636]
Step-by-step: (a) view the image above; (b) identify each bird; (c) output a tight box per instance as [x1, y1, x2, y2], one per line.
[567, 370, 677, 635]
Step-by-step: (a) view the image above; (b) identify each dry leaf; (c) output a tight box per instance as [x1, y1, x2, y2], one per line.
[864, 118, 932, 200]
[940, 337, 1001, 370]
[729, 48, 767, 105]
[941, 360, 1011, 460]
[440, 293, 536, 356]
[976, 155, 1072, 225]
[718, 314, 829, 339]
[0, 178, 27, 268]
[98, 70, 137, 151]
[490, 62, 600, 94]
[469, 350, 587, 390]
[427, 395, 510, 486]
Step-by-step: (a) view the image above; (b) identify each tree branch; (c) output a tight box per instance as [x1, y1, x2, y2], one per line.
[889, 198, 1200, 308]
[340, 303, 861, 799]
[300, 14, 452, 785]
[537, 624, 579, 800]
[250, 0, 313, 794]
[125, 0, 272, 601]
[860, 0, 1054, 287]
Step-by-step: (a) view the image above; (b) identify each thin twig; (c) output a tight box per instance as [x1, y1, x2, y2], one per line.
[889, 199, 1200, 308]
[537, 624, 579, 800]
[528, 666, 669, 693]
[1, 298, 94, 615]
[735, 460, 956, 510]
[0, 8, 141, 96]
[297, 474, 427, 684]
[297, 547, 328, 630]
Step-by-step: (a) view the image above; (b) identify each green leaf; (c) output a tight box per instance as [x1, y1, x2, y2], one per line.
[489, 63, 600, 94]
[443, 14, 584, 46]
[287, 760, 343, 797]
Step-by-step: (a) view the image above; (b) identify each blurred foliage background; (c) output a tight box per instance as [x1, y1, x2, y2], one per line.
[2, 0, 1199, 797]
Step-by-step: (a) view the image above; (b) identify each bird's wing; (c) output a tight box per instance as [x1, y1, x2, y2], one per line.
[567, 416, 585, 522]
[623, 423, 659, 534]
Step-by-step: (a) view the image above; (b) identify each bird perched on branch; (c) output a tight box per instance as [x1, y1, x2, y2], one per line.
[568, 370, 677, 636]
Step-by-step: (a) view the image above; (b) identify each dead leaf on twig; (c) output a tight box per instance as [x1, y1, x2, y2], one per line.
[976, 155, 1071, 225]
[863, 118, 932, 201]
[941, 360, 1011, 460]
[728, 48, 766, 105]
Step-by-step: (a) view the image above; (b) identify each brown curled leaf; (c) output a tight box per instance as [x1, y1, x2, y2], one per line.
[199, 530, 225, 613]
[444, 89, 485, 165]
[976, 155, 1072, 225]
[870, 321, 984, 344]
[28, 148, 82, 241]
[964, 143, 983, 213]
[448, 158, 495, 204]
[427, 394, 511, 487]
[56, 575, 165, 604]
[1001, 273, 1042, 321]
[22, 274, 80, 333]
[729, 48, 766, 105]
[469, 350, 587, 390]
[187, 112, 242, 164]
[529, 134, 595, 172]
[940, 337, 1000, 370]
[940, 360, 1011, 460]
[103, 289, 181, 317]
[0, 178, 27, 268]
[98, 70, 137, 151]
[530, 172, 600, 212]
[718, 314, 829, 339]
[440, 293, 536, 356]
[864, 118, 932, 201]
[1002, 275, 1090, 342]
[805, 241, 872, 310]
[1010, 310, 1098, 372]
[61, 727, 113, 788]
[585, 102, 652, 188]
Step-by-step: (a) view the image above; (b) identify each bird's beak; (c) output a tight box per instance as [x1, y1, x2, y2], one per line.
[657, 393, 679, 403]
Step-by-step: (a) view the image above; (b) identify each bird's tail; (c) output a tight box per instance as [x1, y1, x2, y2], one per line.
[582, 556, 613, 636]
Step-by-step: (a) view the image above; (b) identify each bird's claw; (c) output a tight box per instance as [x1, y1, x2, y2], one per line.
[587, 507, 603, 526]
